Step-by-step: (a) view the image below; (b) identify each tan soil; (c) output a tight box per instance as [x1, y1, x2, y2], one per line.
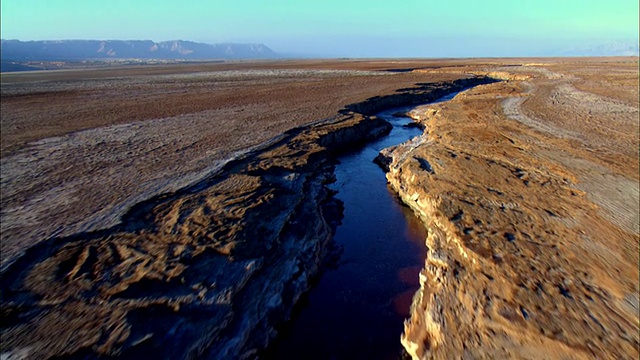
[1, 58, 638, 359]
[1, 63, 465, 264]
[381, 58, 639, 359]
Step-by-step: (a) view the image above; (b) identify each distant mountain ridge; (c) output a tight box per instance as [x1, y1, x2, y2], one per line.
[0, 39, 278, 61]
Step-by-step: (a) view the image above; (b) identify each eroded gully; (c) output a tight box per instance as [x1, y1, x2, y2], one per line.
[263, 93, 459, 359]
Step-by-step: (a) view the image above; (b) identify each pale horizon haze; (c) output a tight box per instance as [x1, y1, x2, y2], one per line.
[1, 0, 638, 57]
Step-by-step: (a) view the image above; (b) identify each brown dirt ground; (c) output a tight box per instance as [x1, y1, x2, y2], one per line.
[386, 58, 638, 359]
[1, 61, 468, 263]
[1, 58, 638, 359]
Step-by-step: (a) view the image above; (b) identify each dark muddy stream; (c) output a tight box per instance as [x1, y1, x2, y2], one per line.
[263, 94, 458, 359]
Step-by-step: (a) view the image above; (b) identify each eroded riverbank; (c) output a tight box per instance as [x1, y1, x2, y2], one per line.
[263, 108, 428, 359]
[2, 59, 638, 359]
[0, 77, 496, 359]
[380, 75, 639, 359]
[264, 92, 465, 360]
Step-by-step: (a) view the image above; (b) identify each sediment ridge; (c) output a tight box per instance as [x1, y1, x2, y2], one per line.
[0, 76, 495, 359]
[378, 77, 639, 359]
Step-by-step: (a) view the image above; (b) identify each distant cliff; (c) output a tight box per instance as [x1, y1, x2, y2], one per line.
[0, 39, 278, 61]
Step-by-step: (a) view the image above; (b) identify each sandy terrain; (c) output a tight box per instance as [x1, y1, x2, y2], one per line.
[383, 59, 639, 359]
[1, 62, 465, 265]
[1, 58, 638, 359]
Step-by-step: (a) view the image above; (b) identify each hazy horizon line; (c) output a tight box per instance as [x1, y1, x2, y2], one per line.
[2, 37, 638, 59]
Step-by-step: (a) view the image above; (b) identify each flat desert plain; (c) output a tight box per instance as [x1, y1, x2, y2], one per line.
[1, 58, 638, 359]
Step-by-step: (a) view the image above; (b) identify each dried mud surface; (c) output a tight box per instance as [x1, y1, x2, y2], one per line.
[1, 60, 490, 358]
[1, 63, 464, 264]
[380, 58, 639, 359]
[1, 58, 638, 359]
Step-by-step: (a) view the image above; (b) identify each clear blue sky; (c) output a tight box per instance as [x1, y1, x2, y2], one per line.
[1, 0, 638, 57]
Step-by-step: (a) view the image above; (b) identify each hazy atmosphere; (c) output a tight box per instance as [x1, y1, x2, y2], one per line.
[2, 0, 638, 57]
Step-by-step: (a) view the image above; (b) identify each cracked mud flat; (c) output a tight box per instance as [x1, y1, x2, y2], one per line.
[1, 58, 638, 359]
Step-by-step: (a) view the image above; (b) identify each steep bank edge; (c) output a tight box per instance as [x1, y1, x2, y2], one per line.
[0, 76, 497, 359]
[378, 78, 639, 359]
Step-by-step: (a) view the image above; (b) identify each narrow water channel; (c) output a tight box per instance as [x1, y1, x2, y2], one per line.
[264, 94, 458, 360]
